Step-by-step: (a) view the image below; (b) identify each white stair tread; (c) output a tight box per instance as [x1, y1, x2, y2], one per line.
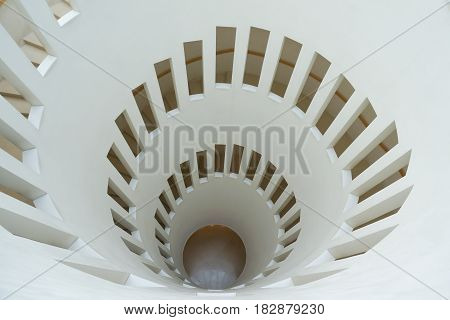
[21, 44, 47, 66]
[23, 32, 46, 51]
[4, 96, 31, 114]
[51, 2, 72, 19]
[0, 79, 21, 97]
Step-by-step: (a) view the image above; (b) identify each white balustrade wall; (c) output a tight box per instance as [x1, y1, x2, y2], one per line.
[0, 0, 449, 299]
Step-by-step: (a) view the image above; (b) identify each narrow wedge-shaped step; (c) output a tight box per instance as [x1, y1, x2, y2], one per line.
[337, 119, 396, 170]
[231, 27, 250, 88]
[50, 1, 72, 19]
[0, 192, 77, 249]
[23, 32, 46, 51]
[330, 217, 399, 249]
[111, 126, 139, 175]
[0, 87, 32, 118]
[302, 64, 341, 123]
[291, 269, 344, 287]
[263, 264, 279, 277]
[271, 186, 292, 213]
[328, 225, 396, 260]
[61, 261, 130, 285]
[111, 208, 137, 234]
[3, 97, 31, 116]
[267, 259, 346, 289]
[0, 79, 23, 99]
[121, 231, 146, 255]
[155, 201, 172, 226]
[258, 33, 284, 93]
[0, 152, 46, 202]
[107, 148, 133, 184]
[107, 162, 136, 200]
[344, 181, 412, 228]
[283, 46, 316, 106]
[158, 242, 171, 256]
[155, 223, 170, 243]
[139, 256, 161, 274]
[320, 91, 368, 148]
[273, 246, 294, 263]
[107, 195, 133, 223]
[62, 255, 123, 274]
[346, 146, 410, 196]
[0, 98, 37, 148]
[278, 223, 301, 248]
[21, 44, 48, 67]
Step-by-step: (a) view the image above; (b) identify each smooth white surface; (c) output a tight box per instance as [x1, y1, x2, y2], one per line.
[0, 0, 449, 299]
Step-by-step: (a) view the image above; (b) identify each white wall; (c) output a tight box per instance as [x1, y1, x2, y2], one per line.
[0, 0, 449, 299]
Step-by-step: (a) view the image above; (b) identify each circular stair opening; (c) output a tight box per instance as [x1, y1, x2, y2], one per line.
[1, 0, 434, 300]
[183, 225, 246, 289]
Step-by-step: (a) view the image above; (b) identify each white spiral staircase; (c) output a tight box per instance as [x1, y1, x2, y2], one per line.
[0, 0, 449, 299]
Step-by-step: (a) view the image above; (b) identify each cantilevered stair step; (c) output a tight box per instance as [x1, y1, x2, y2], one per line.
[0, 79, 23, 99]
[21, 44, 47, 67]
[51, 1, 72, 19]
[23, 32, 46, 51]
